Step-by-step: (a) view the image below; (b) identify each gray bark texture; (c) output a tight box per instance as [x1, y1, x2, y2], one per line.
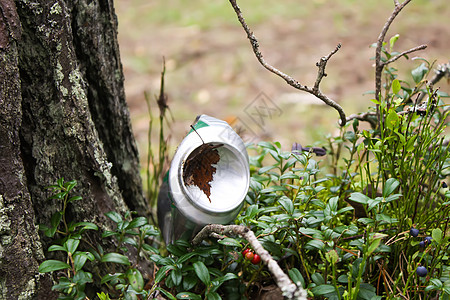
[0, 0, 146, 298]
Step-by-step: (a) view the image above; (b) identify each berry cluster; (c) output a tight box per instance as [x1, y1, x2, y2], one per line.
[410, 227, 431, 278]
[242, 248, 261, 265]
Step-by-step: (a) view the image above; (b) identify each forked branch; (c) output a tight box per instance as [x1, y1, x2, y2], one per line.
[374, 0, 427, 108]
[345, 0, 428, 127]
[192, 224, 307, 300]
[228, 0, 346, 126]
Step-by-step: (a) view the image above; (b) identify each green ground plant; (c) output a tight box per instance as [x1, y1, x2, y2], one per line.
[38, 4, 450, 300]
[38, 57, 449, 299]
[39, 179, 162, 300]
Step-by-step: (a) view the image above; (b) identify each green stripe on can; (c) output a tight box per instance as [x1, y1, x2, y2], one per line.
[188, 120, 209, 134]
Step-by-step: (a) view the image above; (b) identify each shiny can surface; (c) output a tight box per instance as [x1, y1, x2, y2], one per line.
[157, 115, 250, 244]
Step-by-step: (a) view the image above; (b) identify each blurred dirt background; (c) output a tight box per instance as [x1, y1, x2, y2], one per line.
[115, 0, 449, 162]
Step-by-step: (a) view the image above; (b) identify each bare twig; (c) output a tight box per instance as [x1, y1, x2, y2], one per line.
[374, 0, 427, 123]
[384, 44, 427, 65]
[375, 0, 412, 100]
[346, 112, 378, 128]
[192, 224, 307, 300]
[228, 0, 346, 126]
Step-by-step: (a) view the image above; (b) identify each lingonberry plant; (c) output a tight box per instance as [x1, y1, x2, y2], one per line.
[38, 179, 161, 300]
[38, 1, 450, 299]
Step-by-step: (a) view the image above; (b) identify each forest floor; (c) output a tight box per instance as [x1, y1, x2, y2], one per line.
[115, 0, 449, 163]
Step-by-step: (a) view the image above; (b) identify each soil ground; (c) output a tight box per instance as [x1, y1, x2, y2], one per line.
[115, 0, 449, 162]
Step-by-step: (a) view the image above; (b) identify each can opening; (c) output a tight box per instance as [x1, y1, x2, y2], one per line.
[181, 143, 248, 213]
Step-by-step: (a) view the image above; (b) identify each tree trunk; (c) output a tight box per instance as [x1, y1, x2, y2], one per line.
[0, 0, 146, 298]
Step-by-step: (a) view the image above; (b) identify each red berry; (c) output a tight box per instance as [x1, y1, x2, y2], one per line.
[251, 254, 261, 264]
[245, 251, 254, 261]
[242, 248, 250, 257]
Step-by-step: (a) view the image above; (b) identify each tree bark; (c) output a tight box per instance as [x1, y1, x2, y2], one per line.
[0, 0, 145, 298]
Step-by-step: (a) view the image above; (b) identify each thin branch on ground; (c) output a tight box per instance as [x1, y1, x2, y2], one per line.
[192, 224, 307, 300]
[228, 0, 346, 126]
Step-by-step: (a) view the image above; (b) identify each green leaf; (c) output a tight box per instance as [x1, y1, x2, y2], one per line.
[177, 252, 197, 264]
[64, 180, 77, 191]
[358, 283, 378, 299]
[97, 292, 111, 300]
[47, 212, 62, 237]
[102, 231, 118, 238]
[392, 79, 401, 95]
[171, 268, 182, 286]
[73, 252, 94, 271]
[155, 265, 175, 283]
[432, 228, 443, 244]
[258, 141, 277, 151]
[279, 173, 299, 180]
[175, 292, 202, 300]
[306, 239, 325, 251]
[245, 205, 259, 218]
[154, 288, 175, 300]
[128, 217, 148, 229]
[217, 238, 241, 248]
[70, 222, 98, 232]
[205, 291, 221, 300]
[49, 191, 67, 200]
[144, 241, 161, 252]
[38, 260, 70, 273]
[349, 192, 370, 205]
[193, 261, 210, 285]
[311, 284, 336, 296]
[105, 211, 122, 223]
[182, 275, 198, 291]
[260, 185, 288, 193]
[52, 277, 72, 290]
[215, 273, 238, 285]
[123, 237, 138, 247]
[311, 273, 325, 285]
[367, 238, 382, 256]
[101, 253, 130, 265]
[327, 196, 338, 212]
[258, 165, 277, 174]
[65, 238, 80, 254]
[358, 218, 375, 225]
[411, 63, 428, 83]
[48, 245, 67, 252]
[127, 268, 145, 292]
[101, 273, 122, 284]
[288, 268, 305, 288]
[167, 243, 186, 257]
[405, 135, 417, 152]
[389, 34, 399, 50]
[278, 196, 294, 214]
[337, 206, 354, 214]
[386, 109, 399, 130]
[68, 195, 82, 203]
[383, 178, 400, 197]
[57, 177, 64, 187]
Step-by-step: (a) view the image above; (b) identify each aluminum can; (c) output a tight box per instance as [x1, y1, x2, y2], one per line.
[157, 115, 250, 244]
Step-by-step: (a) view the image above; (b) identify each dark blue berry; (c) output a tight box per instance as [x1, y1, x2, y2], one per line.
[419, 241, 425, 248]
[416, 266, 428, 277]
[424, 236, 432, 244]
[410, 228, 419, 237]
